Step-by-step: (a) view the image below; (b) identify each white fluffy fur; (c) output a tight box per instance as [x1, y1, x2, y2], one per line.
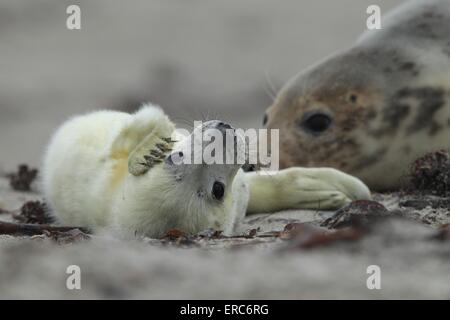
[42, 104, 370, 238]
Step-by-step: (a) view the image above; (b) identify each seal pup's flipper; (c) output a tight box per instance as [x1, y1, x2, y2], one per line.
[245, 167, 371, 214]
[110, 104, 175, 176]
[128, 131, 175, 175]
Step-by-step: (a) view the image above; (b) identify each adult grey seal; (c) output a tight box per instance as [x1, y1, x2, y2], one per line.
[264, 0, 450, 190]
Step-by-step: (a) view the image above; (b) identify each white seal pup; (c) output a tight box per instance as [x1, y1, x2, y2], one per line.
[264, 0, 450, 190]
[42, 104, 370, 238]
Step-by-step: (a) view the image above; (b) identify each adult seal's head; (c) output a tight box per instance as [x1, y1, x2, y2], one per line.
[264, 0, 450, 190]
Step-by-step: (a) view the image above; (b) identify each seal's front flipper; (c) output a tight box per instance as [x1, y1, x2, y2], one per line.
[245, 167, 371, 214]
[109, 104, 175, 175]
[128, 133, 175, 175]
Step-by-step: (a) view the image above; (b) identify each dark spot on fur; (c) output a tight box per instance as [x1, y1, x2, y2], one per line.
[397, 87, 446, 135]
[400, 62, 415, 71]
[422, 11, 444, 20]
[429, 122, 443, 136]
[386, 103, 411, 130]
[369, 102, 410, 137]
[397, 61, 420, 76]
[365, 108, 377, 120]
[416, 22, 438, 39]
[353, 147, 387, 171]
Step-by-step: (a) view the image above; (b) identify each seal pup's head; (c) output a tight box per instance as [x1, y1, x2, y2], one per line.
[117, 120, 245, 238]
[165, 119, 244, 208]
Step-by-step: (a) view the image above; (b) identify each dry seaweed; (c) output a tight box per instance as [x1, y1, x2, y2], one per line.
[43, 228, 91, 244]
[13, 201, 53, 224]
[159, 227, 274, 247]
[7, 164, 38, 191]
[279, 222, 365, 250]
[161, 228, 197, 246]
[400, 198, 450, 210]
[320, 200, 390, 229]
[408, 150, 450, 196]
[196, 228, 223, 239]
[0, 220, 89, 237]
[293, 228, 364, 249]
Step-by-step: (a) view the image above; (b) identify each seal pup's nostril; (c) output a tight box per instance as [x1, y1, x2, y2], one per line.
[217, 122, 233, 129]
[216, 121, 234, 132]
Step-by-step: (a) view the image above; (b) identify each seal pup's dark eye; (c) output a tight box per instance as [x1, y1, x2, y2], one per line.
[212, 181, 225, 201]
[301, 112, 332, 134]
[165, 151, 184, 165]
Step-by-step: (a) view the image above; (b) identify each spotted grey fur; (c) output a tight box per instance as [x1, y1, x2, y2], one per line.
[265, 0, 450, 190]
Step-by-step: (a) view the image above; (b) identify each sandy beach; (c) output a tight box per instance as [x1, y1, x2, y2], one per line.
[3, 0, 450, 299]
[1, 171, 450, 299]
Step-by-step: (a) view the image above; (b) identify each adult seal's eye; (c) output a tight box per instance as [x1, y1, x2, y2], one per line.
[300, 112, 332, 134]
[212, 181, 225, 201]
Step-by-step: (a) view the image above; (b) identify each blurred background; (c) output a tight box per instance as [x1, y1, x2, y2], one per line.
[0, 0, 403, 170]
